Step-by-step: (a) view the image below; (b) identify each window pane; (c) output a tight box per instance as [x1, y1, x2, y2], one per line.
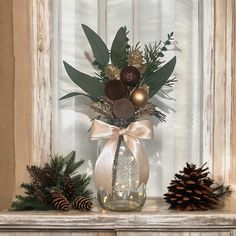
[53, 0, 202, 197]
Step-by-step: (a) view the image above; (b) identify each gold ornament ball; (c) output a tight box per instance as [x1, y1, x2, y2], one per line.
[131, 88, 149, 107]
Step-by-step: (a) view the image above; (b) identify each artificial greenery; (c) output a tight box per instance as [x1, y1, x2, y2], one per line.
[60, 25, 176, 104]
[111, 26, 130, 69]
[10, 151, 93, 211]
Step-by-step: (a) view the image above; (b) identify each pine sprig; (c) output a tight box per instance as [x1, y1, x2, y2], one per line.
[10, 195, 52, 211]
[10, 151, 93, 211]
[143, 32, 174, 77]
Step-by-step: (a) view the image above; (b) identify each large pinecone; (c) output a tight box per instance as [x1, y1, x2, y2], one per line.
[164, 163, 219, 211]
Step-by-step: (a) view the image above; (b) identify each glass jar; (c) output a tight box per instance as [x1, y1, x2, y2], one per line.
[96, 136, 146, 211]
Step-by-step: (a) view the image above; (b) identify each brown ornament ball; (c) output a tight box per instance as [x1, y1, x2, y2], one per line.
[131, 88, 149, 107]
[120, 66, 141, 86]
[113, 98, 135, 120]
[104, 80, 126, 100]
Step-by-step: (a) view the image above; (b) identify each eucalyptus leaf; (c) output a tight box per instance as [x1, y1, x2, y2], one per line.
[59, 92, 99, 102]
[63, 61, 105, 98]
[82, 24, 109, 66]
[111, 27, 128, 69]
[145, 56, 176, 98]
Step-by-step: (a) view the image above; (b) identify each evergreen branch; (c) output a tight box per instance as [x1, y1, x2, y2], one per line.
[10, 195, 52, 211]
[10, 152, 93, 211]
[143, 32, 174, 77]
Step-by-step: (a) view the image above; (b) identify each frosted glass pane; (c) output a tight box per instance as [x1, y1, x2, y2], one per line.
[53, 0, 202, 197]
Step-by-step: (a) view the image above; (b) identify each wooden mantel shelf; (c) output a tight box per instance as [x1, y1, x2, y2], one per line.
[0, 198, 236, 231]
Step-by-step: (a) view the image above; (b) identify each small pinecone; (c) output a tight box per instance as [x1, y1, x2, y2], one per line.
[128, 49, 144, 68]
[73, 196, 92, 211]
[63, 175, 75, 200]
[104, 64, 121, 80]
[51, 192, 69, 211]
[164, 163, 219, 211]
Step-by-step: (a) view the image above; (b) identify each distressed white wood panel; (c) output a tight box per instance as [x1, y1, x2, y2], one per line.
[117, 232, 231, 236]
[232, 0, 236, 191]
[30, 0, 52, 166]
[0, 233, 114, 236]
[201, 0, 214, 173]
[213, 0, 228, 184]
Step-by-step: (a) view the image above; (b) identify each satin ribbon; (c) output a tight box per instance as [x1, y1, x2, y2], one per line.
[90, 119, 153, 193]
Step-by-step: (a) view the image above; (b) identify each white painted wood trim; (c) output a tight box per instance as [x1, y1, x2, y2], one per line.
[201, 0, 234, 185]
[1, 199, 236, 231]
[231, 0, 236, 190]
[132, 0, 139, 45]
[30, 0, 52, 166]
[98, 0, 107, 43]
[201, 0, 214, 173]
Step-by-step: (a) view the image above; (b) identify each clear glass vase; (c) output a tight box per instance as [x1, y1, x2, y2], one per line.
[96, 136, 146, 211]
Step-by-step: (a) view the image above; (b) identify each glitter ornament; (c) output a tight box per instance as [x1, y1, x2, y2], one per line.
[128, 49, 144, 68]
[104, 64, 121, 80]
[104, 80, 126, 100]
[113, 98, 135, 120]
[131, 88, 149, 107]
[120, 66, 141, 86]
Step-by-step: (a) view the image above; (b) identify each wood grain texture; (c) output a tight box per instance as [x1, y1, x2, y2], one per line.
[13, 0, 33, 195]
[0, 233, 114, 236]
[231, 0, 236, 191]
[117, 232, 231, 236]
[0, 199, 236, 231]
[0, 0, 15, 209]
[201, 0, 234, 185]
[213, 0, 228, 183]
[30, 0, 52, 165]
[201, 0, 214, 172]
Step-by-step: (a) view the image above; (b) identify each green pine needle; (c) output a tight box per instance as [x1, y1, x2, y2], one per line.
[10, 151, 93, 211]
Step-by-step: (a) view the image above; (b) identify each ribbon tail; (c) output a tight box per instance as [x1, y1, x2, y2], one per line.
[94, 135, 119, 194]
[124, 136, 150, 187]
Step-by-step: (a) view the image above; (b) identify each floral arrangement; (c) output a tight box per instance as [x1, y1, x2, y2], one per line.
[60, 25, 177, 208]
[60, 25, 176, 124]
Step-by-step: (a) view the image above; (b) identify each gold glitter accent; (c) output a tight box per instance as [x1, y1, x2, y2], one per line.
[134, 102, 165, 122]
[128, 46, 144, 68]
[104, 64, 121, 80]
[90, 97, 114, 117]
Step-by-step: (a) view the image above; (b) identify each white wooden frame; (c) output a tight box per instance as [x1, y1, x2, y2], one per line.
[13, 0, 236, 195]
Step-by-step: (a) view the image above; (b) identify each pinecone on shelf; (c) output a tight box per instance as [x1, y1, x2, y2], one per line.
[164, 163, 219, 211]
[51, 192, 70, 211]
[73, 196, 92, 211]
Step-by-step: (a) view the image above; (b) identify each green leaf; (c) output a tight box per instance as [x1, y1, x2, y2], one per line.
[82, 24, 109, 66]
[59, 92, 99, 102]
[63, 61, 105, 98]
[145, 56, 176, 97]
[111, 27, 128, 68]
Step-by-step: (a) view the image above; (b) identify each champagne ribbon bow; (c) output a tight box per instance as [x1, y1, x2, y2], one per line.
[90, 119, 153, 193]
